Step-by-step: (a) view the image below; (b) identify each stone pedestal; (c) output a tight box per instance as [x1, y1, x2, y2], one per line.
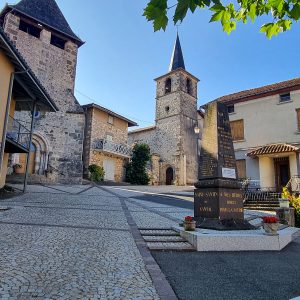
[276, 208, 295, 227]
[194, 101, 254, 230]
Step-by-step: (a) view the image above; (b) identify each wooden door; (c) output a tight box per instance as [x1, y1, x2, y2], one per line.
[274, 157, 290, 191]
[103, 159, 115, 181]
[166, 167, 174, 185]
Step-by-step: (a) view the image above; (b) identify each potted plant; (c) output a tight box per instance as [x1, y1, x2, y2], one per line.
[262, 216, 280, 235]
[13, 164, 23, 174]
[183, 216, 196, 231]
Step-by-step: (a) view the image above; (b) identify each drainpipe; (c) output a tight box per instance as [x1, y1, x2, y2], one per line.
[23, 100, 36, 193]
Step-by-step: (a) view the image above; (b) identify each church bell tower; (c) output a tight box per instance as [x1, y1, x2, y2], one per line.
[154, 34, 199, 185]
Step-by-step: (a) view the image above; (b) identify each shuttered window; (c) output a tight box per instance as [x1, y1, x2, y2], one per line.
[236, 159, 246, 179]
[297, 109, 300, 132]
[230, 119, 244, 141]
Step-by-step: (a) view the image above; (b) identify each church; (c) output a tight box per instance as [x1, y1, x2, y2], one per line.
[128, 35, 203, 186]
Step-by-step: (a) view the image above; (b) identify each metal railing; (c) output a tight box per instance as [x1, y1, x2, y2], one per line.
[5, 116, 30, 150]
[94, 139, 131, 157]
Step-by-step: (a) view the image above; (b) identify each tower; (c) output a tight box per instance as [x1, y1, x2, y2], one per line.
[154, 34, 199, 185]
[0, 0, 85, 183]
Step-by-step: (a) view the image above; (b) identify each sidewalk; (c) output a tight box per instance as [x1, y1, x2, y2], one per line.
[0, 184, 169, 300]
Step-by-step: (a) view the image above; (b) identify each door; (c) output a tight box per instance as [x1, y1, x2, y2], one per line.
[28, 143, 36, 175]
[103, 159, 115, 181]
[274, 157, 290, 191]
[166, 167, 174, 185]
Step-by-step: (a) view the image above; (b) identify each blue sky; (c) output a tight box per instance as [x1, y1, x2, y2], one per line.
[2, 0, 300, 127]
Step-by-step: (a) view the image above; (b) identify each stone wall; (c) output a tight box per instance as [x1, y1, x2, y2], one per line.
[83, 106, 130, 182]
[3, 13, 84, 183]
[129, 69, 199, 186]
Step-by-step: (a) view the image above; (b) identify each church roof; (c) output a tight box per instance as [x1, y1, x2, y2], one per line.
[169, 33, 185, 72]
[2, 0, 84, 46]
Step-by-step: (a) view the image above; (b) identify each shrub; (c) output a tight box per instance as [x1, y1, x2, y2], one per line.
[126, 143, 150, 185]
[88, 164, 105, 182]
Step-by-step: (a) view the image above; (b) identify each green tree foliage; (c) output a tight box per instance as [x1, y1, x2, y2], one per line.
[126, 143, 151, 185]
[143, 0, 300, 37]
[88, 164, 105, 182]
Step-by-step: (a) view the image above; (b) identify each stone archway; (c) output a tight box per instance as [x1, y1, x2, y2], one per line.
[31, 131, 51, 175]
[166, 167, 174, 185]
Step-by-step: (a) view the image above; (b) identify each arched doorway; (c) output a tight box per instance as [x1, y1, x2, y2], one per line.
[166, 167, 174, 185]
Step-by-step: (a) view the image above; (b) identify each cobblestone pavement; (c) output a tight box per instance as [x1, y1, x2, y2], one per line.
[0, 185, 162, 300]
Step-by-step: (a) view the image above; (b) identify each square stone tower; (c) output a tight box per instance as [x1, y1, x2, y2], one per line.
[0, 0, 85, 183]
[154, 34, 199, 185]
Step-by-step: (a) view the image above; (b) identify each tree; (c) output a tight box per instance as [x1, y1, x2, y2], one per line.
[126, 143, 151, 185]
[143, 0, 300, 38]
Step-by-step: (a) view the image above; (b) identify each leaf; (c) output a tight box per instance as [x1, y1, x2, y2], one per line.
[260, 22, 281, 38]
[290, 3, 300, 20]
[249, 3, 257, 22]
[143, 0, 168, 31]
[209, 10, 224, 22]
[174, 0, 190, 23]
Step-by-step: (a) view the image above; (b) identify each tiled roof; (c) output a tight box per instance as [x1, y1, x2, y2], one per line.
[129, 125, 156, 134]
[82, 103, 138, 127]
[217, 77, 300, 104]
[4, 0, 84, 46]
[247, 143, 299, 157]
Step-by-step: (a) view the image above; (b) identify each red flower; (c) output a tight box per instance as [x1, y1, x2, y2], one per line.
[185, 216, 193, 222]
[262, 216, 278, 223]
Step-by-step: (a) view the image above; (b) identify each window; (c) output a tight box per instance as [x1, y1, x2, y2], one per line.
[227, 105, 235, 114]
[165, 78, 171, 94]
[50, 34, 66, 49]
[108, 115, 114, 125]
[186, 78, 192, 95]
[297, 109, 300, 132]
[19, 20, 41, 38]
[236, 159, 246, 179]
[165, 106, 170, 113]
[230, 119, 244, 141]
[279, 93, 291, 103]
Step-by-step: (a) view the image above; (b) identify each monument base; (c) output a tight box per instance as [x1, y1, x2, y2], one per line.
[195, 218, 256, 231]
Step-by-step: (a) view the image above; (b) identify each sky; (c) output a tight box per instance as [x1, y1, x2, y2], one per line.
[2, 0, 300, 128]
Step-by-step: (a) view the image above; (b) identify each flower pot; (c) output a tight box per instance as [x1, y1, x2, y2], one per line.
[279, 198, 290, 208]
[183, 221, 196, 231]
[263, 222, 280, 235]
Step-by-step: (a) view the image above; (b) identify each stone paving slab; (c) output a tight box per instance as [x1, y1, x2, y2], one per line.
[0, 224, 158, 300]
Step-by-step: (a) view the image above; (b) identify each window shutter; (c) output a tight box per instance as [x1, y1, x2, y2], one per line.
[236, 159, 246, 179]
[297, 109, 300, 132]
[230, 120, 244, 141]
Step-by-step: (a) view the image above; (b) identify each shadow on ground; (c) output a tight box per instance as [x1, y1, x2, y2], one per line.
[152, 236, 300, 300]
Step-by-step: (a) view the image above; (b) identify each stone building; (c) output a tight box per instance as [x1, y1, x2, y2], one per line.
[0, 26, 57, 190]
[83, 104, 137, 182]
[0, 0, 85, 183]
[128, 35, 203, 186]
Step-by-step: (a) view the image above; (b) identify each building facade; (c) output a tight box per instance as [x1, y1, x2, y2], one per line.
[0, 0, 85, 184]
[83, 104, 137, 182]
[129, 35, 202, 186]
[0, 27, 57, 190]
[216, 78, 300, 191]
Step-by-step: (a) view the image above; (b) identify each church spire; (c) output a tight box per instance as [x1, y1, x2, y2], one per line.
[168, 33, 185, 72]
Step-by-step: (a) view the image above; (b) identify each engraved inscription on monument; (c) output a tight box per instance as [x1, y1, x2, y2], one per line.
[195, 101, 244, 223]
